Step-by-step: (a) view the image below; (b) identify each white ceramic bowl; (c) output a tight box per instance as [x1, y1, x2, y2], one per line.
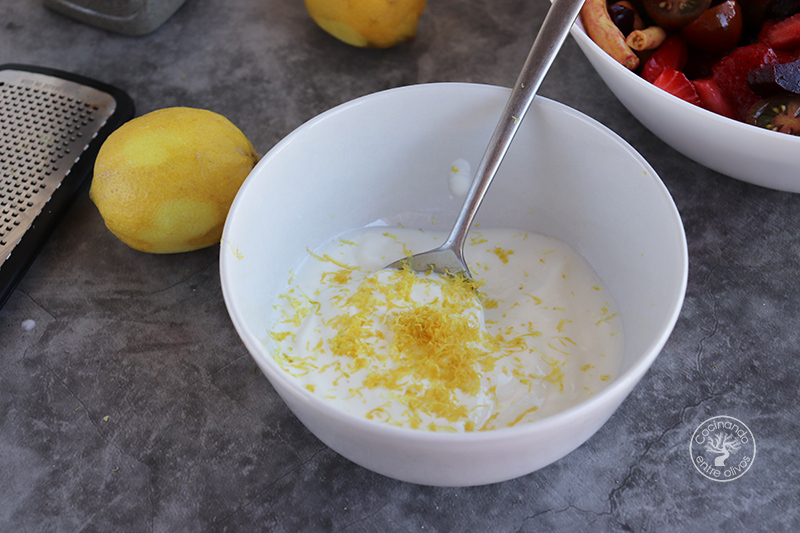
[570, 19, 800, 193]
[220, 83, 688, 486]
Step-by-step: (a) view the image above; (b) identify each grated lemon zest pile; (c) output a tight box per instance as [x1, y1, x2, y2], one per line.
[324, 264, 499, 427]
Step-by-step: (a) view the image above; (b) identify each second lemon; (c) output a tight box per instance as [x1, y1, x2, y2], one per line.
[305, 0, 427, 48]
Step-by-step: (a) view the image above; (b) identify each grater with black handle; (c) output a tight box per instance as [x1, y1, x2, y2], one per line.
[0, 64, 134, 309]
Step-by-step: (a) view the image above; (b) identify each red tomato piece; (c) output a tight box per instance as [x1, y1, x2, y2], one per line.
[682, 0, 744, 56]
[692, 77, 738, 118]
[760, 13, 800, 51]
[642, 35, 690, 83]
[654, 68, 704, 106]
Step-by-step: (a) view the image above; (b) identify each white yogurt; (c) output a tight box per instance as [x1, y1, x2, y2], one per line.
[448, 158, 472, 197]
[266, 226, 623, 432]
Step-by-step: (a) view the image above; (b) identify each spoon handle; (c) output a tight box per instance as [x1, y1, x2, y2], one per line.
[442, 0, 586, 253]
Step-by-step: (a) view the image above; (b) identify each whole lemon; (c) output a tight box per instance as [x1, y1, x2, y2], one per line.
[305, 0, 427, 48]
[90, 107, 259, 254]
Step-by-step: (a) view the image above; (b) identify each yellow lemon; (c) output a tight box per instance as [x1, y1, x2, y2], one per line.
[305, 0, 427, 48]
[90, 107, 259, 254]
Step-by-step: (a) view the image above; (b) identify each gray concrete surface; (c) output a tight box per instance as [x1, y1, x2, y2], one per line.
[1, 0, 798, 530]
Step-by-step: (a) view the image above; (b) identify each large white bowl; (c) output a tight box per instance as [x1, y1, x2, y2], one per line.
[220, 83, 688, 486]
[570, 18, 800, 193]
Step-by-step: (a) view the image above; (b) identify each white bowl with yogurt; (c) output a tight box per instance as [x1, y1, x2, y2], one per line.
[220, 82, 688, 487]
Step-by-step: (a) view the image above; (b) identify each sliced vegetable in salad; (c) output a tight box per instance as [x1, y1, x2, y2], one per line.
[581, 0, 800, 135]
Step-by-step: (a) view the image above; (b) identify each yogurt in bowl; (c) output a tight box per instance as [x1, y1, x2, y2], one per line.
[220, 82, 687, 486]
[267, 225, 623, 432]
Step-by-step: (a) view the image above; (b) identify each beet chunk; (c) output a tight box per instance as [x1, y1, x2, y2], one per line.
[748, 59, 800, 96]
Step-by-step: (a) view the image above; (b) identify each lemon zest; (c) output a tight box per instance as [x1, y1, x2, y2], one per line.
[595, 312, 619, 326]
[490, 246, 515, 264]
[509, 406, 539, 427]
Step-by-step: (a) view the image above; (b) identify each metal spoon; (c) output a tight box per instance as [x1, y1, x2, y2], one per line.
[386, 0, 586, 277]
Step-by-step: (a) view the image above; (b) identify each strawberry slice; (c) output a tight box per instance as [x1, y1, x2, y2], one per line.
[642, 35, 689, 83]
[654, 69, 703, 106]
[774, 49, 799, 63]
[712, 43, 779, 119]
[759, 13, 800, 51]
[692, 77, 738, 119]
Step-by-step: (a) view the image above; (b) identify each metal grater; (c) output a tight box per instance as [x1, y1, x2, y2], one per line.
[0, 64, 134, 308]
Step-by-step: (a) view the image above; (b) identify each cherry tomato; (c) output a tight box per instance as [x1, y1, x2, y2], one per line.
[643, 0, 712, 31]
[745, 95, 800, 135]
[682, 0, 744, 56]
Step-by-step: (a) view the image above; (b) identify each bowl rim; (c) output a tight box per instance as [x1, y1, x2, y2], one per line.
[221, 81, 689, 444]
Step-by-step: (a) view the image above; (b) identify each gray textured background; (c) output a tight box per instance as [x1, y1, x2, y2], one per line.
[1, 0, 798, 530]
